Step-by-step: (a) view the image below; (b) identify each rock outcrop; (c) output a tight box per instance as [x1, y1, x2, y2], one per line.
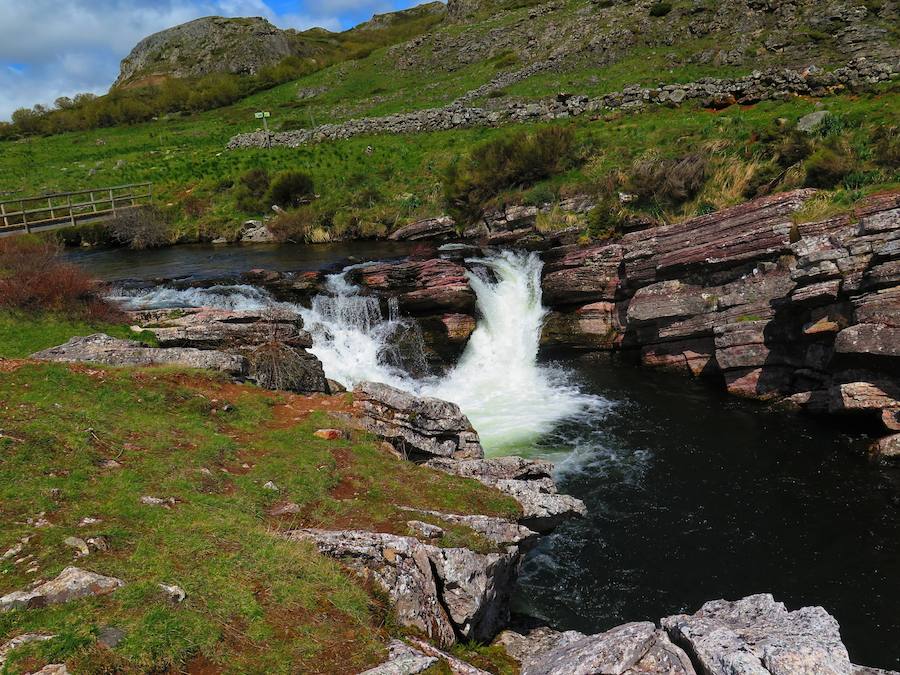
[285, 529, 517, 646]
[538, 189, 900, 454]
[0, 567, 124, 613]
[348, 259, 475, 315]
[115, 17, 296, 87]
[31, 334, 247, 376]
[498, 594, 896, 675]
[353, 381, 484, 460]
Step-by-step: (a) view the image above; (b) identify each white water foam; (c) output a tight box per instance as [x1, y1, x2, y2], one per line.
[115, 251, 609, 454]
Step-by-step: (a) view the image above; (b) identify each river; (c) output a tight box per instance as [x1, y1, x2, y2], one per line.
[72, 241, 900, 670]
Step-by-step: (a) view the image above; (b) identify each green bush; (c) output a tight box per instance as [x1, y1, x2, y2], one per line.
[776, 132, 813, 167]
[649, 2, 673, 17]
[234, 168, 270, 214]
[804, 145, 856, 188]
[267, 171, 316, 209]
[443, 126, 577, 224]
[873, 126, 900, 169]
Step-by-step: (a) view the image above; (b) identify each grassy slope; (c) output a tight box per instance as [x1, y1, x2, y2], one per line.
[1, 0, 896, 242]
[0, 361, 519, 673]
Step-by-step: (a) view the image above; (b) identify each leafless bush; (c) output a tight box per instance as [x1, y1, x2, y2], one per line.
[627, 152, 708, 207]
[108, 206, 170, 249]
[245, 306, 327, 392]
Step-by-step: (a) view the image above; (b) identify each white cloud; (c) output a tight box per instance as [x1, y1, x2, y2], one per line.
[0, 0, 425, 121]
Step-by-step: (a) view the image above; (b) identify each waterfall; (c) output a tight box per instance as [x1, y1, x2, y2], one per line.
[114, 250, 604, 454]
[301, 250, 603, 452]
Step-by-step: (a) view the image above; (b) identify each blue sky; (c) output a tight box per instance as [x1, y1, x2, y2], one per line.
[0, 0, 428, 121]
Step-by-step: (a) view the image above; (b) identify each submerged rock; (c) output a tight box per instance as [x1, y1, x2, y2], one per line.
[0, 567, 124, 612]
[353, 381, 484, 460]
[31, 334, 247, 376]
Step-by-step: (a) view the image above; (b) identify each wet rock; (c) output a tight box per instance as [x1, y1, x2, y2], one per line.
[285, 529, 517, 646]
[662, 593, 851, 675]
[0, 567, 124, 612]
[31, 334, 247, 376]
[521, 622, 695, 675]
[359, 639, 438, 674]
[348, 259, 475, 314]
[353, 382, 484, 460]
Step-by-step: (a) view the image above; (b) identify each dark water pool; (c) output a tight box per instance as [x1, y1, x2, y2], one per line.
[515, 354, 900, 670]
[63, 240, 420, 282]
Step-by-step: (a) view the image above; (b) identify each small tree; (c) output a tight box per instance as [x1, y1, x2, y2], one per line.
[267, 171, 315, 209]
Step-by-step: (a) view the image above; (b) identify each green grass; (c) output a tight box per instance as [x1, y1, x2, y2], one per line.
[0, 311, 157, 359]
[0, 361, 519, 673]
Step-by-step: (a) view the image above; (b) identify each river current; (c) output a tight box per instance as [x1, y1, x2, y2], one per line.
[79, 242, 900, 669]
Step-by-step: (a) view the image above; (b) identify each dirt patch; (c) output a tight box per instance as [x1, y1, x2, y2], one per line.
[270, 393, 354, 429]
[185, 653, 223, 675]
[0, 358, 25, 373]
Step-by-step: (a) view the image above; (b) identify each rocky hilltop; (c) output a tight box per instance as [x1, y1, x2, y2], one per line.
[114, 16, 297, 87]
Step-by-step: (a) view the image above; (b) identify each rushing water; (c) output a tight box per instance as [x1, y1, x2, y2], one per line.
[95, 246, 900, 669]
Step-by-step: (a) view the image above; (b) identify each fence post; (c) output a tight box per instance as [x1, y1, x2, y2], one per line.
[68, 194, 75, 227]
[0, 202, 7, 230]
[109, 188, 117, 216]
[48, 197, 54, 222]
[22, 201, 30, 234]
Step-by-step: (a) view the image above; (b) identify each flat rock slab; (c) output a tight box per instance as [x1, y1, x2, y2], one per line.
[0, 567, 124, 612]
[359, 640, 438, 674]
[31, 334, 247, 376]
[662, 593, 851, 675]
[519, 622, 695, 675]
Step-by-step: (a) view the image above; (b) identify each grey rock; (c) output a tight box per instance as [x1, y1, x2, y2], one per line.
[0, 567, 124, 612]
[797, 110, 831, 133]
[158, 583, 186, 603]
[359, 639, 438, 674]
[353, 382, 484, 460]
[400, 507, 537, 546]
[407, 520, 445, 539]
[97, 626, 126, 648]
[662, 593, 851, 675]
[31, 334, 247, 376]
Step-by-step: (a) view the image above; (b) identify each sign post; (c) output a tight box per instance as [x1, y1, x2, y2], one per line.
[255, 111, 272, 148]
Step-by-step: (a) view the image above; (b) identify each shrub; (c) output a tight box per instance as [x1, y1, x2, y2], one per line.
[649, 2, 673, 16]
[267, 207, 317, 243]
[267, 171, 315, 209]
[234, 168, 270, 214]
[776, 132, 813, 167]
[626, 153, 708, 208]
[804, 145, 855, 188]
[108, 206, 170, 249]
[0, 236, 120, 319]
[585, 198, 628, 240]
[872, 126, 900, 169]
[443, 126, 577, 223]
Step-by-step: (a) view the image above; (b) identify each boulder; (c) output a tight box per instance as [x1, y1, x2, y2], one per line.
[134, 308, 311, 350]
[359, 639, 438, 674]
[31, 334, 247, 376]
[353, 382, 484, 460]
[285, 529, 517, 645]
[521, 622, 696, 675]
[662, 594, 852, 675]
[0, 567, 124, 612]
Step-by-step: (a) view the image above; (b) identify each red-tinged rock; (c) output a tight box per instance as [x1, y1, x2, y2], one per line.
[627, 281, 715, 323]
[389, 216, 456, 241]
[540, 244, 624, 305]
[542, 302, 622, 349]
[640, 339, 717, 377]
[314, 429, 344, 440]
[829, 381, 900, 429]
[441, 313, 477, 342]
[724, 366, 793, 400]
[870, 433, 900, 462]
[834, 324, 900, 358]
[349, 259, 475, 314]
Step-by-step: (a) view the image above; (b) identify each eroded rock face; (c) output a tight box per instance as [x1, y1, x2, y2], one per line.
[348, 259, 475, 315]
[661, 594, 851, 675]
[31, 334, 247, 376]
[353, 381, 484, 460]
[0, 567, 124, 612]
[390, 216, 457, 241]
[539, 189, 900, 452]
[284, 529, 516, 646]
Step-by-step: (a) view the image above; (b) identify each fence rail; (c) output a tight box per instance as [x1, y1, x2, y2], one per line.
[0, 183, 152, 236]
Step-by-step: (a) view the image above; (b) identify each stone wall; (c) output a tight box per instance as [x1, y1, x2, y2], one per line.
[227, 58, 897, 150]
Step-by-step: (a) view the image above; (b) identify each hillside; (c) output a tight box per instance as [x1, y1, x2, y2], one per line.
[0, 0, 897, 246]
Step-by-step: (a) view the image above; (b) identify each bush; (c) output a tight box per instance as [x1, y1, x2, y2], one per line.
[804, 145, 855, 188]
[626, 153, 708, 208]
[776, 132, 813, 167]
[444, 126, 577, 223]
[873, 126, 900, 169]
[649, 2, 673, 16]
[267, 171, 315, 209]
[108, 206, 170, 249]
[234, 168, 271, 214]
[267, 207, 317, 243]
[0, 236, 120, 319]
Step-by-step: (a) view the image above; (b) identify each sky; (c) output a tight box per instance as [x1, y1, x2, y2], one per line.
[0, 0, 428, 121]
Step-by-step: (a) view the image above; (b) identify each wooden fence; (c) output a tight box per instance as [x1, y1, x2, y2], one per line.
[0, 183, 152, 236]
